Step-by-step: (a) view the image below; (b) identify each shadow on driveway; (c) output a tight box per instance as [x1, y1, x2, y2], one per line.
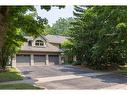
[18, 65, 127, 86]
[58, 65, 127, 85]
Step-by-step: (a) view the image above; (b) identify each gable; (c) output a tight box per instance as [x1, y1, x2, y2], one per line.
[33, 36, 47, 43]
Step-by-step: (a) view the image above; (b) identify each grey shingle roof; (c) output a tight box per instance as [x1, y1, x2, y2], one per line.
[44, 35, 68, 44]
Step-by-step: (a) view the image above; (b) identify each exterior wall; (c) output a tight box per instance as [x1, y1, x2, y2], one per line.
[12, 55, 16, 67]
[73, 56, 77, 62]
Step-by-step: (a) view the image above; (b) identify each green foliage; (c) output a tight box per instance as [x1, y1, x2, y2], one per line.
[0, 83, 40, 89]
[118, 65, 127, 75]
[41, 5, 65, 11]
[0, 67, 23, 82]
[68, 6, 127, 70]
[0, 6, 49, 69]
[61, 40, 74, 56]
[45, 17, 74, 36]
[8, 6, 48, 37]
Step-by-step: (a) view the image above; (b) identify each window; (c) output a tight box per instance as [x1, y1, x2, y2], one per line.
[35, 40, 44, 46]
[28, 40, 32, 46]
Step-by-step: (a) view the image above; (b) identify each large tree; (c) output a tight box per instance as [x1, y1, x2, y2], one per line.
[67, 6, 127, 70]
[0, 6, 65, 69]
[0, 6, 65, 50]
[45, 17, 74, 36]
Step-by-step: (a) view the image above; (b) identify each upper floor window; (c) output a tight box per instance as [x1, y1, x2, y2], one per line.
[28, 40, 32, 46]
[35, 40, 44, 46]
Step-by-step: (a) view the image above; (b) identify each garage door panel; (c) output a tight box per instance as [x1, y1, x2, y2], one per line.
[49, 55, 59, 65]
[34, 55, 46, 66]
[16, 54, 30, 66]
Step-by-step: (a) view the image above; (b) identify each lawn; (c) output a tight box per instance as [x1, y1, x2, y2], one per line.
[0, 67, 23, 82]
[0, 83, 41, 89]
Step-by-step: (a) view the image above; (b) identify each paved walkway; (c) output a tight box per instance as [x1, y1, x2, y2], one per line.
[34, 72, 111, 83]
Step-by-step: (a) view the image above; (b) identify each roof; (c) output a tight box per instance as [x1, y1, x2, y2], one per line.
[21, 42, 63, 53]
[24, 36, 47, 41]
[44, 35, 68, 44]
[20, 35, 68, 53]
[24, 35, 68, 44]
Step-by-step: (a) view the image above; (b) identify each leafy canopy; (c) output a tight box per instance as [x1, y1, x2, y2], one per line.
[44, 17, 74, 36]
[65, 6, 127, 70]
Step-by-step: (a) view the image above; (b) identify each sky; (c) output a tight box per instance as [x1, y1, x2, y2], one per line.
[35, 5, 74, 26]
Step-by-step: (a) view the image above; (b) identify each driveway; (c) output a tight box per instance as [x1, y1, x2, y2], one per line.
[17, 65, 127, 89]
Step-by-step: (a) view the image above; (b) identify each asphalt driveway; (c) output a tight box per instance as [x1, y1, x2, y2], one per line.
[17, 65, 127, 89]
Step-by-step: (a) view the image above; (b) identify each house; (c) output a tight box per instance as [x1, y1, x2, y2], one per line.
[12, 35, 68, 67]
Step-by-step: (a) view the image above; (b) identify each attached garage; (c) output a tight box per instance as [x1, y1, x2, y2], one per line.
[16, 54, 30, 66]
[34, 55, 46, 66]
[15, 54, 60, 67]
[49, 55, 59, 65]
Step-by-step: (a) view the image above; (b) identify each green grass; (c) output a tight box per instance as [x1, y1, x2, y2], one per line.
[0, 67, 23, 82]
[118, 65, 127, 75]
[0, 83, 41, 89]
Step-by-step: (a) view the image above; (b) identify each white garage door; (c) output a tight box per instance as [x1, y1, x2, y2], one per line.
[16, 54, 30, 66]
[34, 55, 46, 66]
[49, 55, 59, 65]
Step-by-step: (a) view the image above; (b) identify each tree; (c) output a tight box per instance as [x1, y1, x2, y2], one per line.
[0, 6, 65, 50]
[61, 39, 75, 56]
[68, 6, 127, 70]
[45, 17, 74, 36]
[90, 6, 127, 69]
[0, 6, 47, 69]
[69, 6, 90, 64]
[0, 29, 26, 69]
[0, 6, 65, 70]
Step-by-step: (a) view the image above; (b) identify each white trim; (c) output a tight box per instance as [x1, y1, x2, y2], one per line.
[30, 54, 34, 66]
[46, 54, 49, 65]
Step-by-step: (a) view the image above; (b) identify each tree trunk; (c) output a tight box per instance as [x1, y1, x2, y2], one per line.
[0, 7, 10, 69]
[0, 14, 7, 69]
[0, 17, 6, 51]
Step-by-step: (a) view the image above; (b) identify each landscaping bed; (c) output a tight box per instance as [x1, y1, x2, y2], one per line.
[118, 65, 127, 76]
[0, 67, 23, 82]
